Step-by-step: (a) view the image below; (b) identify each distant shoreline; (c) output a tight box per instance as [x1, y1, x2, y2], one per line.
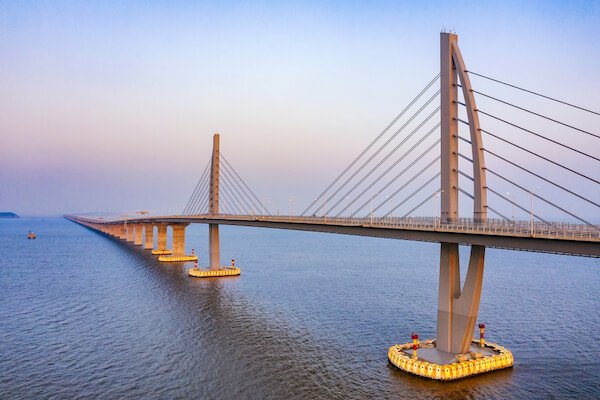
[0, 212, 20, 218]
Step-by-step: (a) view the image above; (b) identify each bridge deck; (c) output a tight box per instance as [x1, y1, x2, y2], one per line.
[66, 214, 600, 257]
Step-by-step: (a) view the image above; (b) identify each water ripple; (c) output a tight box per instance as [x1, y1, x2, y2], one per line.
[1, 218, 599, 398]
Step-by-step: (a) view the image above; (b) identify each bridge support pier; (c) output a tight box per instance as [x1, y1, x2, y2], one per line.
[437, 244, 485, 354]
[151, 224, 172, 255]
[189, 133, 239, 278]
[157, 224, 167, 250]
[126, 224, 134, 242]
[172, 224, 187, 256]
[158, 223, 196, 262]
[143, 225, 154, 250]
[388, 32, 512, 380]
[118, 224, 127, 240]
[106, 225, 115, 236]
[133, 224, 143, 246]
[209, 224, 220, 270]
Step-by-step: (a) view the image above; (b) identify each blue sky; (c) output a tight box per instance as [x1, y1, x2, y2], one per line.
[1, 1, 599, 220]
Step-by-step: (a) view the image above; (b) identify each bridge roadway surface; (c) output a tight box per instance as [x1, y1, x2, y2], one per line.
[67, 214, 600, 258]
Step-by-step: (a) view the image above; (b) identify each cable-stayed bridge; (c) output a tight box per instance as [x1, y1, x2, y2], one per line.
[67, 33, 599, 378]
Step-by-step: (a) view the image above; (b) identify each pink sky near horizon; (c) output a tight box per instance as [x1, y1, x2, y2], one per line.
[1, 1, 599, 221]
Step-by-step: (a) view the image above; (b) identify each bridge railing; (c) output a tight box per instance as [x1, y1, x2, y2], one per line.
[200, 213, 600, 241]
[70, 213, 600, 241]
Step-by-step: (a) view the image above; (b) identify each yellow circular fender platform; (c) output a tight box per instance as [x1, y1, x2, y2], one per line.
[188, 267, 241, 278]
[388, 339, 513, 380]
[151, 249, 172, 255]
[158, 255, 198, 262]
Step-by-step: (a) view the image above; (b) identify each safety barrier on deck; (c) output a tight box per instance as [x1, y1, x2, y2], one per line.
[188, 267, 241, 278]
[388, 339, 513, 380]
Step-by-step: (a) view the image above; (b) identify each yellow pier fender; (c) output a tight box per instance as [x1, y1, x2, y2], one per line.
[151, 249, 172, 255]
[158, 255, 199, 262]
[188, 267, 241, 278]
[387, 338, 513, 381]
[189, 259, 240, 278]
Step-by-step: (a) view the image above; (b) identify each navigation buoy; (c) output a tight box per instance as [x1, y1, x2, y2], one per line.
[412, 333, 419, 359]
[479, 323, 485, 347]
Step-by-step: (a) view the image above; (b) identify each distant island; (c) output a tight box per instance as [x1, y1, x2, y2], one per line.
[0, 212, 19, 218]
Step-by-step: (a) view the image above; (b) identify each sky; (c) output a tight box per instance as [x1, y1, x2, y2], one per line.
[1, 0, 599, 220]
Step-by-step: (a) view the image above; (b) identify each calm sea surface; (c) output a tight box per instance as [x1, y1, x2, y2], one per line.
[1, 217, 599, 399]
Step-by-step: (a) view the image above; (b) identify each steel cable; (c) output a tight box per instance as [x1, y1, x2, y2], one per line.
[457, 188, 510, 221]
[456, 118, 600, 185]
[457, 171, 526, 221]
[472, 107, 600, 163]
[183, 180, 201, 214]
[188, 160, 212, 215]
[484, 187, 541, 222]
[483, 147, 600, 209]
[220, 160, 261, 214]
[221, 171, 252, 214]
[400, 191, 438, 219]
[383, 173, 440, 218]
[312, 90, 441, 216]
[219, 182, 244, 214]
[301, 73, 441, 216]
[350, 155, 440, 217]
[353, 156, 440, 217]
[221, 155, 270, 214]
[472, 90, 600, 140]
[324, 109, 440, 216]
[183, 159, 211, 214]
[218, 189, 235, 215]
[459, 153, 592, 225]
[189, 172, 211, 215]
[466, 70, 600, 117]
[201, 186, 211, 215]
[340, 136, 441, 217]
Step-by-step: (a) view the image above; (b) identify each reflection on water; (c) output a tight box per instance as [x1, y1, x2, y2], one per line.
[0, 218, 598, 399]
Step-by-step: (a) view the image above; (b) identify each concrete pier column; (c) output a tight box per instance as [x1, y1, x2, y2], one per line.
[208, 133, 221, 269]
[209, 224, 220, 269]
[157, 224, 168, 251]
[172, 224, 188, 256]
[134, 224, 143, 246]
[126, 224, 134, 242]
[437, 244, 485, 354]
[119, 224, 127, 240]
[143, 225, 154, 249]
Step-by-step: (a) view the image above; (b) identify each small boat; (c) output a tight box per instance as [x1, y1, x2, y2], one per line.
[27, 230, 36, 239]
